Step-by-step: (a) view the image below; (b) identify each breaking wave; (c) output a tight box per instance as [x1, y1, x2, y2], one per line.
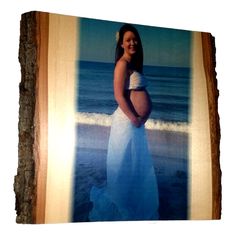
[76, 112, 188, 133]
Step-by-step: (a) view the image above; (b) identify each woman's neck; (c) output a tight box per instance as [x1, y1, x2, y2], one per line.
[123, 52, 133, 63]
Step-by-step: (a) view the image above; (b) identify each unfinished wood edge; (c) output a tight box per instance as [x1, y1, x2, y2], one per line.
[15, 11, 38, 224]
[201, 32, 221, 219]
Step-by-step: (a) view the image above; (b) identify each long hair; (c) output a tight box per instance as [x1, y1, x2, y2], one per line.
[115, 24, 143, 73]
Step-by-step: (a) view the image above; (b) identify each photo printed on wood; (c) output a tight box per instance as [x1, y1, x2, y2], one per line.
[15, 11, 221, 224]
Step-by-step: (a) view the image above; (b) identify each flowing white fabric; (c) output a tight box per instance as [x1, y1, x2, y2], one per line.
[89, 107, 159, 221]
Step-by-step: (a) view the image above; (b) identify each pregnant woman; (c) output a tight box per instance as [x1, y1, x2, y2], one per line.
[89, 24, 159, 221]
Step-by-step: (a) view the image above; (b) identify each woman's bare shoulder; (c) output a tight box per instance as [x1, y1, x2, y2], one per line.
[115, 58, 129, 73]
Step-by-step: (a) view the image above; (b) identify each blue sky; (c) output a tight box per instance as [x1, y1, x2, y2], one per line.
[78, 17, 192, 67]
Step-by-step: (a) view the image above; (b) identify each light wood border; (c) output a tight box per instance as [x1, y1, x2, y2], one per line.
[189, 32, 213, 219]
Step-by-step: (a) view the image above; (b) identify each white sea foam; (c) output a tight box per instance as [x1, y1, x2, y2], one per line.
[145, 119, 188, 133]
[76, 112, 189, 133]
[76, 112, 112, 127]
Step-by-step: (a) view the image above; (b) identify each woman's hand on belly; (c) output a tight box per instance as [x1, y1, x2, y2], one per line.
[131, 116, 142, 128]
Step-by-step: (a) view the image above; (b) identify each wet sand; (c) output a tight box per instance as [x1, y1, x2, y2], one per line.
[72, 124, 188, 221]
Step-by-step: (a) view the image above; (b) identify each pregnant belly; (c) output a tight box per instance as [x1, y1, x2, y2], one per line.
[130, 90, 152, 118]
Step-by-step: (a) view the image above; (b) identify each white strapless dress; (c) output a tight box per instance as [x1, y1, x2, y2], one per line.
[89, 107, 159, 221]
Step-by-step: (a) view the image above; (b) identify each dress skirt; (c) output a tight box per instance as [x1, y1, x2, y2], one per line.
[89, 107, 159, 221]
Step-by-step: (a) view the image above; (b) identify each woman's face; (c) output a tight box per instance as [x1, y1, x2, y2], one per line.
[122, 31, 138, 56]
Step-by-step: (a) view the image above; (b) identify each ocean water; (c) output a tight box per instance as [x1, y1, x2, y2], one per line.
[76, 60, 191, 126]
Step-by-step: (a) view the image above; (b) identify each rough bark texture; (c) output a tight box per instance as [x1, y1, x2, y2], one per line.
[202, 33, 221, 219]
[14, 11, 37, 224]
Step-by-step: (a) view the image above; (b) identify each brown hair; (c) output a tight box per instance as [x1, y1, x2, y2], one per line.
[115, 24, 143, 73]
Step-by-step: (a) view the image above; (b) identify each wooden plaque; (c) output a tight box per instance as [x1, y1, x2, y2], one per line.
[14, 11, 221, 223]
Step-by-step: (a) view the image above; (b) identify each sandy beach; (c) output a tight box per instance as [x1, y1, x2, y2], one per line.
[72, 123, 188, 221]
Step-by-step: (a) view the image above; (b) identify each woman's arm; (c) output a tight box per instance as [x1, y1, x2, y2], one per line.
[114, 60, 141, 127]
